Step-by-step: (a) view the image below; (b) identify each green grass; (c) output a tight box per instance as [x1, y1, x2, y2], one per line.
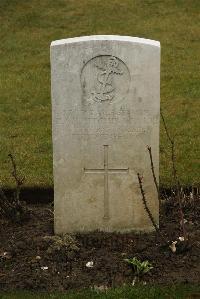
[0, 0, 200, 188]
[0, 285, 200, 299]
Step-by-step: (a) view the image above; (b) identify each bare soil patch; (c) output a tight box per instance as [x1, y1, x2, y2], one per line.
[0, 198, 199, 292]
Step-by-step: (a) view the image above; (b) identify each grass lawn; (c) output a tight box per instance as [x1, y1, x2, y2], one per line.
[0, 0, 199, 188]
[0, 285, 200, 299]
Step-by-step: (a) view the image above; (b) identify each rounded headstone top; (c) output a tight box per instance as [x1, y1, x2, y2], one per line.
[51, 35, 160, 48]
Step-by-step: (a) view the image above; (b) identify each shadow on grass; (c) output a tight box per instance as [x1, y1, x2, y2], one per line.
[3, 185, 198, 204]
[3, 187, 53, 204]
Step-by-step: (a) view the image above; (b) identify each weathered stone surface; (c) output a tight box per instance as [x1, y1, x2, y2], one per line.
[51, 35, 160, 233]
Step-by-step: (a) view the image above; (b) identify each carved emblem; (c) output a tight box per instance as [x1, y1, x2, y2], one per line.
[92, 56, 123, 102]
[81, 55, 130, 103]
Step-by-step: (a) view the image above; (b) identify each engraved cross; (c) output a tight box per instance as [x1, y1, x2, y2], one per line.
[84, 145, 129, 220]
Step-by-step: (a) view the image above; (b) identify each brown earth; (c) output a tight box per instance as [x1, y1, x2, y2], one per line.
[0, 196, 199, 292]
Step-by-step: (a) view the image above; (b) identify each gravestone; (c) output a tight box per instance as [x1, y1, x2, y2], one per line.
[51, 35, 160, 234]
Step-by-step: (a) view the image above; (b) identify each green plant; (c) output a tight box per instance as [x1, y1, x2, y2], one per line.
[124, 257, 153, 277]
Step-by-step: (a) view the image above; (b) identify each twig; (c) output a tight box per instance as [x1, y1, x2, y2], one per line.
[147, 146, 160, 204]
[0, 181, 16, 216]
[161, 111, 180, 188]
[137, 173, 167, 243]
[0, 185, 19, 219]
[8, 153, 24, 185]
[160, 111, 173, 144]
[0, 187, 9, 217]
[0, 154, 28, 222]
[161, 111, 187, 240]
[0, 186, 7, 202]
[8, 153, 24, 202]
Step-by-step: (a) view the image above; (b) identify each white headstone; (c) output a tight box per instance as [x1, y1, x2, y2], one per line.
[51, 35, 160, 233]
